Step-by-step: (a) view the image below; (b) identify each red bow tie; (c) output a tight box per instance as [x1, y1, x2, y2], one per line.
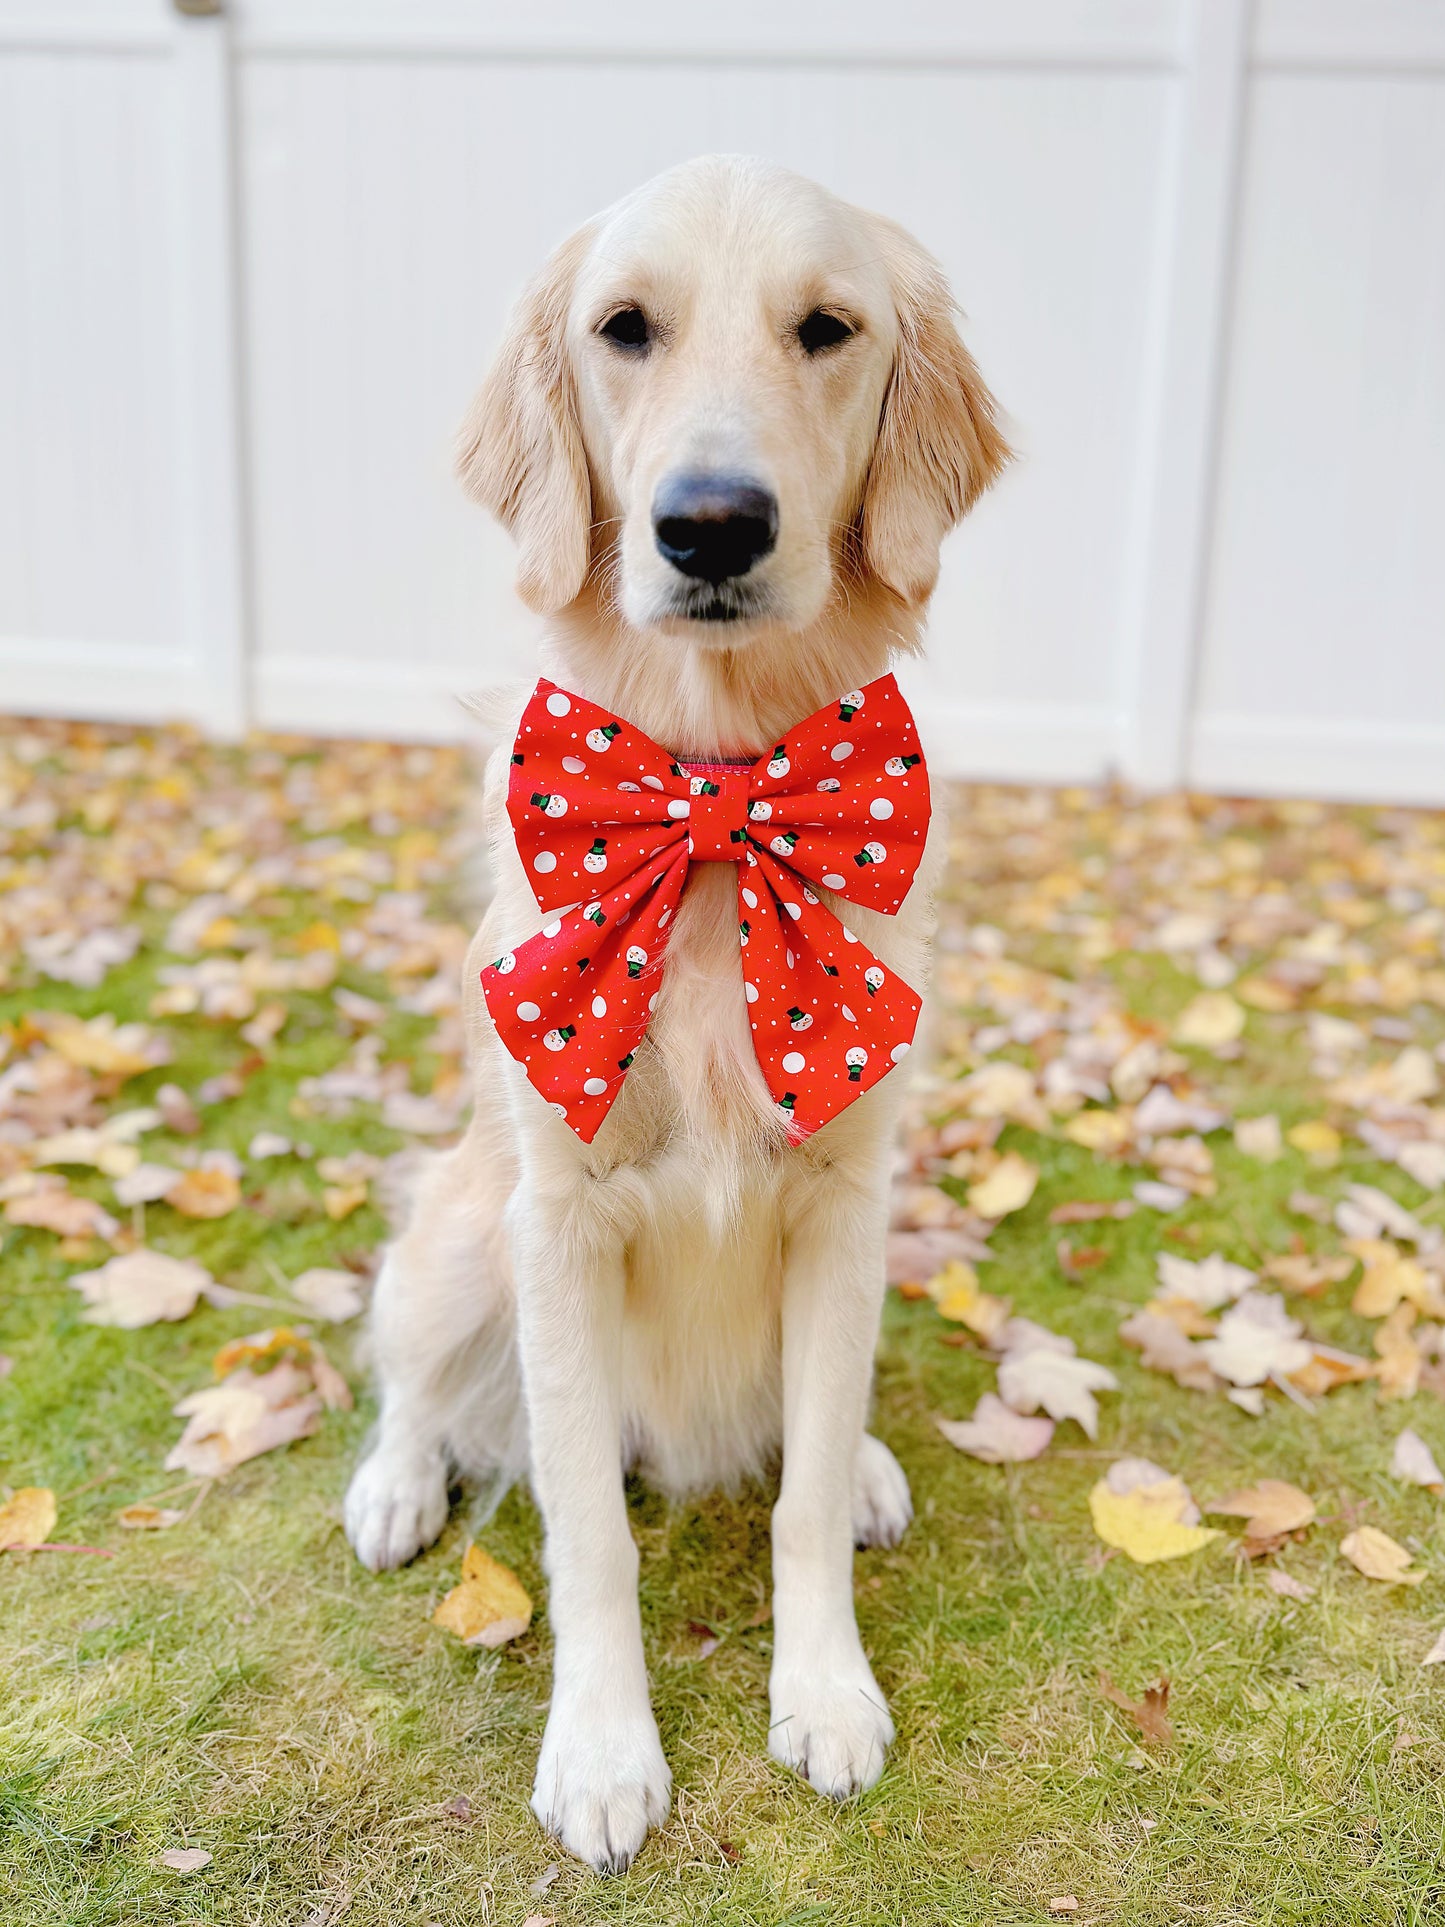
[483, 672, 930, 1142]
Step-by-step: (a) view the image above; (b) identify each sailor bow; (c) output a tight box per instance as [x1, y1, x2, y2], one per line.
[483, 672, 930, 1141]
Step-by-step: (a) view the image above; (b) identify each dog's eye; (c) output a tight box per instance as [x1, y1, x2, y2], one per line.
[796, 309, 855, 355]
[598, 307, 651, 351]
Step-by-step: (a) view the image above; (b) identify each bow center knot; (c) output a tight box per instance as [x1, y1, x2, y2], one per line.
[683, 765, 750, 864]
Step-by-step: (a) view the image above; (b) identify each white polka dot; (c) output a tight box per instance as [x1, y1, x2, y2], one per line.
[784, 901, 802, 921]
[742, 888, 758, 909]
[782, 1051, 806, 1074]
[533, 851, 557, 874]
[591, 995, 607, 1018]
[545, 692, 571, 717]
[640, 774, 663, 790]
[891, 1041, 911, 1062]
[745, 982, 759, 1003]
[869, 797, 894, 820]
[841, 1005, 857, 1023]
[785, 948, 795, 969]
[842, 926, 857, 943]
[562, 755, 586, 774]
[659, 907, 672, 928]
[516, 1001, 541, 1022]
[583, 1076, 608, 1096]
[831, 741, 854, 762]
[667, 798, 690, 818]
[821, 872, 846, 889]
[648, 993, 659, 1011]
[542, 918, 562, 937]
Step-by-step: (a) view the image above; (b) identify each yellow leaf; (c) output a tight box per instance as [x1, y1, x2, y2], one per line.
[1340, 1526, 1425, 1586]
[1175, 992, 1245, 1048]
[1089, 1477, 1223, 1565]
[212, 1327, 310, 1377]
[1347, 1240, 1432, 1318]
[323, 1182, 368, 1221]
[1286, 1120, 1341, 1167]
[1208, 1479, 1316, 1537]
[167, 1166, 241, 1220]
[1064, 1110, 1132, 1154]
[297, 920, 342, 953]
[0, 1487, 57, 1550]
[926, 1260, 1012, 1340]
[967, 1153, 1038, 1220]
[433, 1543, 533, 1647]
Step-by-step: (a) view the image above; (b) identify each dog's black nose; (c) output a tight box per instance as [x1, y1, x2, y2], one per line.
[652, 472, 778, 584]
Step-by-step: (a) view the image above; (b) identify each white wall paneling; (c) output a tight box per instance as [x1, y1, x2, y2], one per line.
[2, 0, 1443, 806]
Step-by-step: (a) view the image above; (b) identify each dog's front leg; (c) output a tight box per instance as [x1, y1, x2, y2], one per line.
[513, 1170, 669, 1873]
[769, 1164, 896, 1797]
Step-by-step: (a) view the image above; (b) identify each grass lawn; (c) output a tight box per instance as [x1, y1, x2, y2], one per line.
[2, 721, 1444, 1927]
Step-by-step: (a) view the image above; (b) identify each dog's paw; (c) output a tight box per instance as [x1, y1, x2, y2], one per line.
[343, 1442, 449, 1572]
[531, 1701, 671, 1874]
[769, 1657, 895, 1799]
[852, 1433, 912, 1550]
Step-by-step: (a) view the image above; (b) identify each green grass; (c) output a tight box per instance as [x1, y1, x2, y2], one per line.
[3, 731, 1445, 1925]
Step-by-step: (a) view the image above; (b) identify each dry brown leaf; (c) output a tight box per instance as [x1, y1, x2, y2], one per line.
[118, 1503, 184, 1530]
[1422, 1629, 1445, 1666]
[1099, 1672, 1173, 1746]
[1050, 1199, 1137, 1225]
[1209, 1479, 1316, 1542]
[1375, 1304, 1423, 1401]
[433, 1543, 533, 1647]
[1264, 1568, 1314, 1602]
[1118, 1309, 1219, 1392]
[1340, 1525, 1425, 1586]
[5, 1180, 119, 1242]
[0, 1487, 57, 1550]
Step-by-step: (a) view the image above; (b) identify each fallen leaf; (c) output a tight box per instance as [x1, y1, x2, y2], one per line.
[1050, 1200, 1136, 1225]
[117, 1503, 184, 1530]
[1340, 1526, 1425, 1586]
[0, 1487, 57, 1550]
[1391, 1428, 1445, 1493]
[1199, 1293, 1312, 1388]
[432, 1543, 533, 1647]
[322, 1182, 368, 1221]
[1118, 1310, 1219, 1393]
[936, 1395, 1054, 1464]
[289, 1268, 366, 1322]
[165, 1361, 322, 1479]
[1099, 1672, 1174, 1745]
[1064, 1109, 1132, 1154]
[998, 1334, 1118, 1440]
[966, 1152, 1038, 1220]
[1175, 991, 1245, 1049]
[1264, 1568, 1314, 1602]
[68, 1248, 211, 1328]
[1375, 1305, 1424, 1401]
[5, 1180, 119, 1241]
[1234, 1114, 1282, 1162]
[1089, 1462, 1222, 1564]
[926, 1260, 1011, 1340]
[1156, 1252, 1256, 1311]
[166, 1164, 242, 1219]
[1422, 1629, 1445, 1667]
[157, 1848, 212, 1874]
[1209, 1479, 1316, 1542]
[1286, 1120, 1341, 1167]
[112, 1162, 183, 1206]
[1049, 1903, 1079, 1917]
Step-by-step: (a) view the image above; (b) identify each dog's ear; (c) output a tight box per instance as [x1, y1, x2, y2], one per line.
[859, 216, 1011, 606]
[456, 226, 594, 614]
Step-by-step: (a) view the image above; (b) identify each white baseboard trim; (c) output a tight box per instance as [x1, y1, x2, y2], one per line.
[252, 654, 489, 743]
[1190, 713, 1445, 807]
[0, 638, 204, 727]
[918, 700, 1124, 782]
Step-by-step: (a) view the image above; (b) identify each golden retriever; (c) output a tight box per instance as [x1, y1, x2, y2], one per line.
[345, 153, 1006, 1872]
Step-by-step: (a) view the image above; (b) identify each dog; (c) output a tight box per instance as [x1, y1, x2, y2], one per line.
[344, 154, 1007, 1873]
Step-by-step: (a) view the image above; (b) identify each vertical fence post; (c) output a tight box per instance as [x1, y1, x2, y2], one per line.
[167, 0, 249, 737]
[1116, 0, 1251, 790]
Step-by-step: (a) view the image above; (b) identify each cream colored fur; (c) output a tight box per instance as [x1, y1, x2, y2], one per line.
[344, 155, 1006, 1874]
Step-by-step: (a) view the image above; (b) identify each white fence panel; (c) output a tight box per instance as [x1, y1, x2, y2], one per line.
[2, 0, 1443, 804]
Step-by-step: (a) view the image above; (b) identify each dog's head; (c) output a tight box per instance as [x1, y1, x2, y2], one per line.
[459, 156, 1008, 642]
